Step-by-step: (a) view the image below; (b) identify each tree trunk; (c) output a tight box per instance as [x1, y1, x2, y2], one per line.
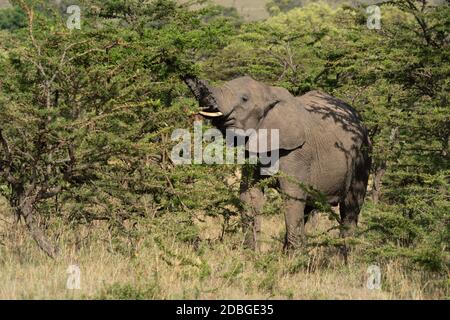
[372, 127, 398, 203]
[371, 161, 386, 204]
[17, 188, 58, 258]
[24, 214, 58, 258]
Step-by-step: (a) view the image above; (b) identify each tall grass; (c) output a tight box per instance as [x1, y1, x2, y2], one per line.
[0, 197, 447, 299]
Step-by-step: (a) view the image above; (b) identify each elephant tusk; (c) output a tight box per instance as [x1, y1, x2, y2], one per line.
[199, 111, 224, 117]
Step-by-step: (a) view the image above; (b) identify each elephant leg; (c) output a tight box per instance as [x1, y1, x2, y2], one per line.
[240, 166, 264, 251]
[339, 150, 370, 261]
[240, 186, 264, 250]
[339, 200, 359, 238]
[339, 195, 359, 263]
[279, 177, 307, 251]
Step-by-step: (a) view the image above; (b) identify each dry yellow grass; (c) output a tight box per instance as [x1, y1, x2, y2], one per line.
[0, 194, 446, 300]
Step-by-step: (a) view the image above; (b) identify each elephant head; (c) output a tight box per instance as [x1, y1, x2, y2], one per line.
[183, 75, 306, 152]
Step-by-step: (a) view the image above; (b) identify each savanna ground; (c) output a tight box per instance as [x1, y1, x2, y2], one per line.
[0, 196, 445, 299]
[0, 0, 449, 300]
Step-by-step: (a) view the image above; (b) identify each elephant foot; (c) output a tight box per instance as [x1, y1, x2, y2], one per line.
[241, 211, 261, 251]
[283, 232, 305, 254]
[339, 220, 357, 264]
[283, 243, 296, 256]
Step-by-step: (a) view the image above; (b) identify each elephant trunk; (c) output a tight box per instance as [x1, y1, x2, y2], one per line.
[182, 75, 223, 117]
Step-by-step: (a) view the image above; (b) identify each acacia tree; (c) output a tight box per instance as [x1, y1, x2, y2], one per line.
[0, 0, 158, 257]
[0, 0, 242, 257]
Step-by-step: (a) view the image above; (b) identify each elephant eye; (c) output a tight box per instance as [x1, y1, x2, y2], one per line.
[241, 95, 249, 103]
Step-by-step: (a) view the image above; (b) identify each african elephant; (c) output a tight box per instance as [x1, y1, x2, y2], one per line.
[183, 75, 371, 252]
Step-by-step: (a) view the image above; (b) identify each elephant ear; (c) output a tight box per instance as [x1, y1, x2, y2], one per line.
[246, 101, 306, 153]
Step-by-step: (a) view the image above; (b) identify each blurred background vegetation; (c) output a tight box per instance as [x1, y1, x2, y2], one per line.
[0, 0, 448, 299]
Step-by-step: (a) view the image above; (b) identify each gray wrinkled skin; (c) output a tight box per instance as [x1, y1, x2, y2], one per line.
[184, 75, 371, 253]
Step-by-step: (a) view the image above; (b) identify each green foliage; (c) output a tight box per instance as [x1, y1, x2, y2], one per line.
[0, 5, 26, 30]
